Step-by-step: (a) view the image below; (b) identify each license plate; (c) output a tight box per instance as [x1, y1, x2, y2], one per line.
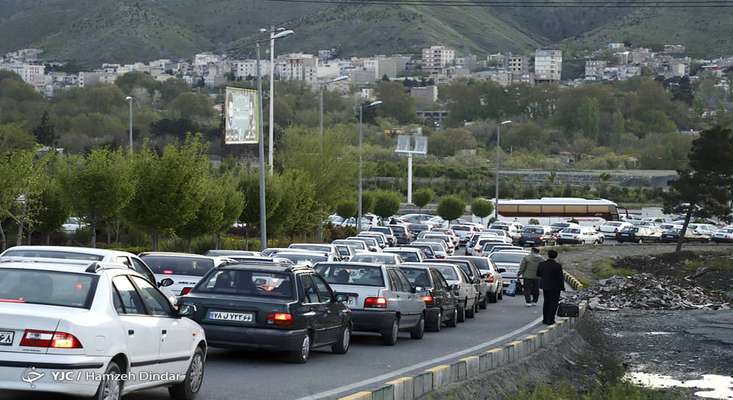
[346, 297, 357, 306]
[0, 331, 14, 345]
[207, 311, 254, 322]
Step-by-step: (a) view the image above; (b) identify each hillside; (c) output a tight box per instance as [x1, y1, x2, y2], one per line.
[1, 0, 732, 65]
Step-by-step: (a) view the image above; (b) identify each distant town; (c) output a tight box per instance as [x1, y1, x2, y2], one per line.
[2, 43, 732, 131]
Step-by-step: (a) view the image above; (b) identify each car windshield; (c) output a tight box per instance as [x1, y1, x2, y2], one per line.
[334, 240, 366, 249]
[315, 264, 385, 286]
[335, 246, 351, 257]
[289, 244, 331, 253]
[490, 253, 526, 263]
[452, 226, 469, 231]
[607, 222, 623, 227]
[551, 223, 569, 228]
[400, 268, 432, 288]
[452, 257, 490, 270]
[415, 242, 443, 252]
[562, 228, 581, 234]
[523, 227, 544, 234]
[142, 256, 215, 277]
[431, 265, 458, 281]
[195, 269, 293, 299]
[0, 268, 98, 309]
[276, 253, 327, 264]
[2, 249, 104, 261]
[386, 251, 419, 262]
[390, 226, 407, 234]
[489, 225, 509, 231]
[370, 227, 392, 235]
[350, 254, 399, 264]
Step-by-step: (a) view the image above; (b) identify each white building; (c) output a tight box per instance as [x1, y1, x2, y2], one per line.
[230, 59, 269, 80]
[276, 53, 318, 83]
[422, 46, 455, 74]
[534, 49, 562, 83]
[507, 54, 529, 77]
[0, 62, 45, 88]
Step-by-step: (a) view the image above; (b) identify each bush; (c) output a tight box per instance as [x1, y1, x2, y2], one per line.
[470, 198, 493, 219]
[437, 195, 466, 222]
[336, 201, 357, 219]
[372, 191, 402, 219]
[413, 188, 435, 208]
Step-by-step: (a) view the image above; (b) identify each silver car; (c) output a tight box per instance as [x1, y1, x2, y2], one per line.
[489, 251, 528, 291]
[424, 263, 477, 323]
[140, 252, 229, 296]
[315, 262, 426, 345]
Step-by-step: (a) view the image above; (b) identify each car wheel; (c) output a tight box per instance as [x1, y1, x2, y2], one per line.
[331, 324, 351, 354]
[288, 335, 311, 363]
[457, 304, 466, 323]
[169, 347, 205, 400]
[498, 289, 503, 300]
[410, 315, 425, 339]
[446, 307, 458, 327]
[382, 318, 399, 346]
[95, 360, 123, 400]
[466, 301, 475, 319]
[428, 310, 442, 332]
[488, 291, 497, 303]
[479, 295, 488, 309]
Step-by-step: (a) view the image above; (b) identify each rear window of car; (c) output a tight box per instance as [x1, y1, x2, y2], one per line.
[142, 256, 215, 277]
[315, 264, 385, 287]
[335, 246, 351, 257]
[452, 226, 469, 231]
[490, 253, 526, 263]
[523, 227, 544, 234]
[2, 249, 103, 261]
[370, 227, 393, 235]
[0, 268, 98, 309]
[400, 268, 432, 288]
[277, 253, 327, 264]
[453, 257, 490, 270]
[289, 244, 330, 253]
[390, 226, 407, 234]
[563, 228, 580, 234]
[195, 269, 293, 298]
[387, 251, 419, 262]
[431, 265, 458, 281]
[350, 254, 399, 264]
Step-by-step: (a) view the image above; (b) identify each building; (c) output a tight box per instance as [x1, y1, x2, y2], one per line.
[410, 86, 438, 104]
[534, 49, 562, 83]
[422, 46, 455, 75]
[507, 54, 529, 77]
[631, 48, 653, 65]
[276, 53, 319, 83]
[0, 62, 45, 88]
[230, 59, 269, 80]
[585, 60, 607, 80]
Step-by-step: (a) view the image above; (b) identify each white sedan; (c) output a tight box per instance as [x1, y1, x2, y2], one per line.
[0, 260, 206, 399]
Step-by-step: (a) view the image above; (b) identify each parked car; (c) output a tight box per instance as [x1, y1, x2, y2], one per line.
[549, 221, 579, 234]
[489, 251, 527, 291]
[346, 236, 381, 252]
[431, 228, 460, 247]
[466, 233, 497, 255]
[405, 243, 436, 259]
[383, 247, 425, 263]
[598, 221, 634, 239]
[450, 225, 480, 246]
[483, 229, 514, 244]
[388, 224, 413, 245]
[399, 263, 459, 331]
[489, 223, 522, 241]
[419, 238, 452, 256]
[712, 227, 733, 243]
[332, 239, 369, 253]
[349, 253, 403, 265]
[400, 213, 435, 225]
[181, 262, 351, 363]
[357, 231, 388, 249]
[274, 251, 336, 266]
[367, 226, 397, 246]
[517, 225, 556, 247]
[411, 241, 447, 259]
[486, 245, 526, 255]
[0, 260, 206, 399]
[473, 238, 506, 256]
[406, 223, 431, 237]
[421, 263, 477, 323]
[60, 217, 88, 234]
[418, 233, 456, 254]
[315, 262, 426, 345]
[616, 226, 663, 243]
[427, 258, 484, 315]
[333, 244, 356, 261]
[288, 244, 340, 259]
[660, 227, 711, 243]
[204, 250, 262, 261]
[449, 256, 503, 305]
[557, 227, 602, 245]
[140, 252, 232, 297]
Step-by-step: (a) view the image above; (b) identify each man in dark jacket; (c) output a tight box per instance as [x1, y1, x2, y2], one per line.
[537, 250, 565, 325]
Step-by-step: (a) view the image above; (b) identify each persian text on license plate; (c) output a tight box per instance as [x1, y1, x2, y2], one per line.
[208, 311, 254, 322]
[0, 331, 14, 345]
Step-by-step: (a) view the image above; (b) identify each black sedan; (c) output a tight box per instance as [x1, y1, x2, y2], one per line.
[400, 263, 459, 331]
[179, 263, 352, 363]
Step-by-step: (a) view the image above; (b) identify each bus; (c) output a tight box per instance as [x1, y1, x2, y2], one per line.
[495, 198, 620, 221]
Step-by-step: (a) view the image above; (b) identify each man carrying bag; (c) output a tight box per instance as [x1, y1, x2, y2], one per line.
[517, 247, 543, 307]
[537, 250, 565, 325]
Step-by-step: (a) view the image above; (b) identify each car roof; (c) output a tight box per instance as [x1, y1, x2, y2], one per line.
[384, 247, 420, 253]
[0, 259, 131, 275]
[139, 251, 212, 259]
[220, 262, 312, 273]
[2, 245, 134, 257]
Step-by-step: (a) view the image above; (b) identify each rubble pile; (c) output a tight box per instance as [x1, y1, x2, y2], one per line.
[567, 273, 731, 311]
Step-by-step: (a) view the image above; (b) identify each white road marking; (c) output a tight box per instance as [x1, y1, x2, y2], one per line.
[296, 316, 543, 400]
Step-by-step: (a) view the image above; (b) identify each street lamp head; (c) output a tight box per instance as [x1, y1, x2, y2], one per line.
[125, 96, 133, 101]
[272, 29, 294, 40]
[368, 100, 383, 107]
[330, 75, 349, 83]
[500, 120, 512, 125]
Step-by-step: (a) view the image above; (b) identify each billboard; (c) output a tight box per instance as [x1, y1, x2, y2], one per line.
[224, 87, 259, 144]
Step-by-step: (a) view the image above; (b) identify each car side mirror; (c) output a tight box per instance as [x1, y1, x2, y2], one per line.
[410, 285, 417, 294]
[178, 304, 196, 318]
[159, 278, 174, 288]
[497, 268, 506, 274]
[335, 293, 349, 303]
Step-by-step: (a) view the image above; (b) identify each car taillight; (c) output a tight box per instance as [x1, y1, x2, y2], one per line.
[20, 330, 83, 349]
[364, 297, 388, 308]
[162, 269, 174, 275]
[486, 273, 495, 283]
[267, 312, 293, 326]
[180, 287, 192, 296]
[421, 295, 434, 305]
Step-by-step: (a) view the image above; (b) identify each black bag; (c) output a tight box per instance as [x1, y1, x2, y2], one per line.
[557, 302, 579, 317]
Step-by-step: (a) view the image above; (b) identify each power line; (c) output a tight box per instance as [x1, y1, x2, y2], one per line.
[264, 0, 733, 7]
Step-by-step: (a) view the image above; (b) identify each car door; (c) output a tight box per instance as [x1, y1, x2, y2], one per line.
[311, 274, 344, 343]
[111, 275, 161, 389]
[428, 269, 448, 311]
[129, 275, 191, 379]
[385, 269, 410, 327]
[394, 268, 422, 323]
[299, 274, 330, 346]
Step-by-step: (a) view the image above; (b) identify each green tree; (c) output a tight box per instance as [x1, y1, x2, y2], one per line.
[470, 198, 493, 222]
[34, 177, 69, 244]
[125, 138, 208, 249]
[169, 92, 215, 124]
[177, 177, 226, 250]
[60, 148, 134, 247]
[273, 170, 320, 239]
[0, 150, 46, 249]
[577, 97, 601, 141]
[438, 196, 466, 224]
[413, 188, 435, 209]
[33, 111, 56, 147]
[238, 171, 283, 249]
[361, 191, 376, 214]
[375, 81, 416, 124]
[372, 191, 401, 220]
[336, 201, 357, 219]
[0, 123, 36, 151]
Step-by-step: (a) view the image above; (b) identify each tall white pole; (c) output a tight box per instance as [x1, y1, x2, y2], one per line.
[319, 85, 324, 154]
[495, 124, 500, 220]
[407, 152, 413, 204]
[268, 26, 275, 175]
[127, 98, 133, 155]
[256, 43, 268, 249]
[357, 105, 363, 233]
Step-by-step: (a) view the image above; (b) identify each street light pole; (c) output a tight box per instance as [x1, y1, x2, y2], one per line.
[125, 96, 134, 155]
[319, 76, 348, 154]
[268, 26, 275, 176]
[357, 100, 382, 232]
[495, 120, 512, 220]
[256, 42, 268, 250]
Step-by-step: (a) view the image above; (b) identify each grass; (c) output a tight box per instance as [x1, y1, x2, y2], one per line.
[591, 259, 636, 279]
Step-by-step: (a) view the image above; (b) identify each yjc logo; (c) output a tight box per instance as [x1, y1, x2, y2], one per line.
[21, 367, 44, 388]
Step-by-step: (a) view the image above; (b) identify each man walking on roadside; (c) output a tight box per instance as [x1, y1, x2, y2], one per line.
[517, 247, 543, 307]
[537, 250, 565, 325]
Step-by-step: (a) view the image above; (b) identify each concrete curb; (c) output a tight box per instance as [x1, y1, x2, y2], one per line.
[337, 274, 588, 400]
